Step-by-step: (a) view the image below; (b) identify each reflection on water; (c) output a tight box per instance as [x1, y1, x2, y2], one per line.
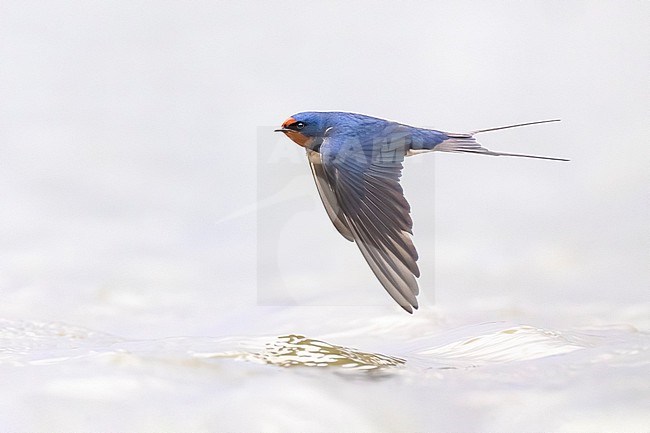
[256, 334, 405, 369]
[0, 319, 627, 372]
[1, 318, 648, 431]
[192, 334, 406, 374]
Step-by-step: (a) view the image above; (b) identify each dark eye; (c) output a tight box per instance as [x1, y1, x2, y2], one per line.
[295, 122, 305, 130]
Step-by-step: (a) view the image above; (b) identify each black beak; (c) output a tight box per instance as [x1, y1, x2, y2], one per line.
[274, 128, 291, 133]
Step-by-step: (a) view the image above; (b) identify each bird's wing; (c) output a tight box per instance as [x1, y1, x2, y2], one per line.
[307, 149, 354, 241]
[315, 127, 420, 313]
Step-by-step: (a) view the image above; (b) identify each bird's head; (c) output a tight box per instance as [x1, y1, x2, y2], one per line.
[275, 112, 328, 148]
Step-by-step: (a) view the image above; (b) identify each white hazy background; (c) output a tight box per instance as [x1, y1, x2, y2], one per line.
[1, 1, 648, 432]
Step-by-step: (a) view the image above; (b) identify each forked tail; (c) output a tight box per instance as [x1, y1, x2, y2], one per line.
[436, 119, 568, 161]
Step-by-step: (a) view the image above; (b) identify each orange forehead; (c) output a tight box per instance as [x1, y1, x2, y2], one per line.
[281, 117, 296, 128]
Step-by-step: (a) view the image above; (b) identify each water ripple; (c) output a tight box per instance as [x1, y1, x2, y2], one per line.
[198, 334, 405, 370]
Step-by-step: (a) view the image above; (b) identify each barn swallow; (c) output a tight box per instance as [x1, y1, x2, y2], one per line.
[275, 112, 566, 313]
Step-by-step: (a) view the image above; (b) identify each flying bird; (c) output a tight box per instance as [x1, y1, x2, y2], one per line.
[275, 112, 566, 313]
